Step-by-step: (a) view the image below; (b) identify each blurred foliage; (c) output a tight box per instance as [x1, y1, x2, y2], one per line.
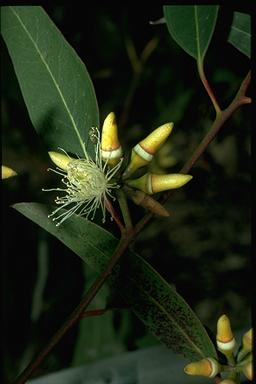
[1, 4, 251, 383]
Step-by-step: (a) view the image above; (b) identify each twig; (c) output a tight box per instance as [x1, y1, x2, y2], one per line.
[80, 308, 108, 318]
[79, 305, 129, 319]
[197, 61, 221, 116]
[105, 197, 125, 233]
[119, 36, 159, 128]
[13, 233, 133, 384]
[180, 70, 251, 175]
[117, 189, 133, 229]
[133, 70, 251, 235]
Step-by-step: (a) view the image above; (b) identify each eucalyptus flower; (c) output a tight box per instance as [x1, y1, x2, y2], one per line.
[43, 127, 122, 226]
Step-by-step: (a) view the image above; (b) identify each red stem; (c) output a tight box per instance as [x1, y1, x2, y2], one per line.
[197, 61, 221, 115]
[13, 234, 132, 384]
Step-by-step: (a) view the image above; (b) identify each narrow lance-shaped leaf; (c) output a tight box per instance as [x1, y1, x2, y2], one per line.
[1, 6, 99, 157]
[228, 12, 251, 58]
[163, 5, 219, 63]
[13, 202, 217, 360]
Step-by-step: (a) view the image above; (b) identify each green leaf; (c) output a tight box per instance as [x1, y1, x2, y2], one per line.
[13, 203, 116, 272]
[118, 255, 216, 360]
[1, 6, 99, 157]
[163, 5, 219, 62]
[228, 12, 251, 58]
[13, 202, 217, 360]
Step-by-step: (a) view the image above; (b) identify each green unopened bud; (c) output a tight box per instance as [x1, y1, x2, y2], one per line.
[126, 172, 192, 194]
[48, 151, 73, 171]
[100, 112, 123, 166]
[216, 314, 236, 353]
[184, 358, 220, 378]
[123, 122, 173, 179]
[1, 165, 17, 179]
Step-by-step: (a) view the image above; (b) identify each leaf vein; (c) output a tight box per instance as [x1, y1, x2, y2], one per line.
[9, 6, 87, 157]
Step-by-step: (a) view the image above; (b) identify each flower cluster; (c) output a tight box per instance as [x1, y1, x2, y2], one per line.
[184, 314, 253, 382]
[45, 112, 192, 226]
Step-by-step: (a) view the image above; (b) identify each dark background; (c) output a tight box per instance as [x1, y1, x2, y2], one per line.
[1, 5, 251, 382]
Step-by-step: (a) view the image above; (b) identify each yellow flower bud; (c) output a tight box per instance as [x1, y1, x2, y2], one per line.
[126, 172, 192, 194]
[216, 314, 236, 353]
[100, 112, 123, 166]
[242, 360, 253, 381]
[237, 328, 253, 362]
[184, 358, 220, 378]
[1, 165, 17, 179]
[242, 328, 252, 352]
[123, 122, 173, 179]
[48, 151, 73, 171]
[219, 380, 236, 384]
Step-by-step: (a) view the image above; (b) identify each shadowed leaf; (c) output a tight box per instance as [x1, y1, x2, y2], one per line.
[228, 12, 251, 58]
[13, 202, 217, 360]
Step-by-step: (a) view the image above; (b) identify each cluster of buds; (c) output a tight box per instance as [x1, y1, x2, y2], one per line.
[121, 121, 192, 195]
[184, 314, 253, 382]
[100, 113, 193, 217]
[45, 112, 193, 225]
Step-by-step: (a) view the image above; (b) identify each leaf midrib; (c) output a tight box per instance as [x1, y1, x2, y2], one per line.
[231, 25, 250, 37]
[10, 6, 86, 157]
[194, 5, 202, 63]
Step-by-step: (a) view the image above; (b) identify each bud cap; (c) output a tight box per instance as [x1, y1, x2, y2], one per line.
[184, 358, 219, 378]
[100, 112, 123, 166]
[139, 122, 173, 155]
[216, 314, 236, 352]
[242, 361, 253, 381]
[123, 122, 173, 179]
[1, 165, 17, 179]
[242, 328, 252, 352]
[48, 151, 73, 171]
[126, 173, 192, 194]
